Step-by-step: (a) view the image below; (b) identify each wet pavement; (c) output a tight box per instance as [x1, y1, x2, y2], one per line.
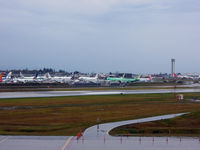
[1, 135, 199, 150]
[1, 88, 200, 99]
[1, 113, 198, 150]
[83, 113, 187, 138]
[0, 136, 71, 150]
[71, 136, 200, 150]
[0, 136, 200, 150]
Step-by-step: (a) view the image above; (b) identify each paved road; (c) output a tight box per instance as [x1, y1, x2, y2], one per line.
[1, 88, 200, 99]
[83, 113, 187, 138]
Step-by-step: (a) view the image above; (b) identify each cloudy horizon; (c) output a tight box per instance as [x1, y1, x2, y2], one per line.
[0, 0, 200, 74]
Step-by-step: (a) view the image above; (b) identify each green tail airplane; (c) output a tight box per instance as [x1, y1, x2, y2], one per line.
[106, 74, 140, 83]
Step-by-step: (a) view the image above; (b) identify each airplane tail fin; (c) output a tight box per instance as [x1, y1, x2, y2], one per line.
[136, 74, 141, 79]
[174, 73, 178, 78]
[20, 72, 24, 78]
[95, 74, 99, 79]
[149, 74, 153, 80]
[47, 73, 51, 78]
[6, 72, 12, 79]
[34, 73, 38, 79]
[0, 72, 3, 82]
[44, 73, 51, 79]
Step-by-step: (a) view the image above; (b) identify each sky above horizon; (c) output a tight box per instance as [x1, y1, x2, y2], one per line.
[0, 0, 200, 73]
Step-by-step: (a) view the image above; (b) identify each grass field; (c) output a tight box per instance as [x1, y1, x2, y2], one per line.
[0, 92, 200, 135]
[0, 84, 196, 92]
[110, 111, 200, 136]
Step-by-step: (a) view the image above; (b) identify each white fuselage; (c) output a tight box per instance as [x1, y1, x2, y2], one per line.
[14, 77, 37, 83]
[50, 76, 72, 83]
[78, 76, 99, 83]
[138, 78, 151, 82]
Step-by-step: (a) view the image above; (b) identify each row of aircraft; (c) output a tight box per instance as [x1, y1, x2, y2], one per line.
[173, 73, 200, 80]
[0, 72, 153, 84]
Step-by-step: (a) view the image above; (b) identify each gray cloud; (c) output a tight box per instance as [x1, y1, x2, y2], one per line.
[0, 0, 200, 73]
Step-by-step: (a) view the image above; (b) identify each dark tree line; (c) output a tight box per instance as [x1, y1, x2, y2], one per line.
[0, 68, 71, 74]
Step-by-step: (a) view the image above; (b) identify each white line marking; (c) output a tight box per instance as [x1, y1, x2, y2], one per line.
[0, 137, 9, 144]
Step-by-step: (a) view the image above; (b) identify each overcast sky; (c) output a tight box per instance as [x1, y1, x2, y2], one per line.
[0, 0, 200, 73]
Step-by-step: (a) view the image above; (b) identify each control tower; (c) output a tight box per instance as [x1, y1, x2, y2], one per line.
[171, 58, 175, 77]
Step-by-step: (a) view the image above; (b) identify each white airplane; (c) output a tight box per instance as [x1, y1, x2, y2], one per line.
[138, 74, 153, 82]
[173, 73, 199, 79]
[78, 74, 99, 83]
[13, 73, 39, 83]
[36, 73, 52, 82]
[0, 72, 12, 83]
[50, 75, 74, 83]
[35, 73, 51, 83]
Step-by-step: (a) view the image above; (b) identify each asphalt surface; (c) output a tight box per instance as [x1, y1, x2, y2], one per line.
[0, 136, 72, 150]
[83, 113, 187, 138]
[1, 113, 200, 150]
[1, 135, 199, 150]
[1, 88, 200, 99]
[70, 136, 200, 150]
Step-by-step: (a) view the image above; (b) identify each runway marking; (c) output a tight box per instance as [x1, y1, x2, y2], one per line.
[61, 136, 73, 150]
[0, 137, 9, 144]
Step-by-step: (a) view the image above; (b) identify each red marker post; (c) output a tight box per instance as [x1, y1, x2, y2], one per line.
[77, 130, 83, 140]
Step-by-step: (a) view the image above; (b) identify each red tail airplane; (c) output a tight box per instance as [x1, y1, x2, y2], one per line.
[0, 72, 3, 82]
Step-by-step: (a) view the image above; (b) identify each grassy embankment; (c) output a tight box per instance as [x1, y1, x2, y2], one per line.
[0, 93, 200, 135]
[110, 111, 200, 137]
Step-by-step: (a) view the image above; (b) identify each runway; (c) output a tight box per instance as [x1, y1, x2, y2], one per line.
[1, 88, 200, 99]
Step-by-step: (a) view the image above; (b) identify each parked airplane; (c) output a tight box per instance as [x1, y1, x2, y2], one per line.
[13, 73, 38, 83]
[19, 72, 38, 79]
[173, 73, 199, 79]
[50, 75, 73, 83]
[0, 72, 12, 83]
[36, 73, 52, 82]
[137, 74, 153, 82]
[106, 74, 139, 83]
[78, 74, 99, 83]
